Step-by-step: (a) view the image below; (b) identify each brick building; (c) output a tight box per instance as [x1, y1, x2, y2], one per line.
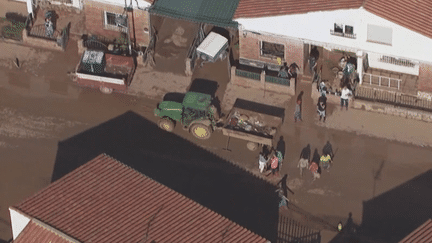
[83, 0, 152, 49]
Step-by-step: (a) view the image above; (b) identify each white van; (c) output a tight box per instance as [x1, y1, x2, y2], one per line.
[196, 32, 229, 62]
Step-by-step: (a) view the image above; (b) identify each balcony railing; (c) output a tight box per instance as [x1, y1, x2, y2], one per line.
[235, 69, 260, 81]
[363, 73, 401, 90]
[330, 29, 357, 39]
[379, 55, 416, 68]
[355, 86, 432, 112]
[28, 24, 61, 40]
[265, 75, 290, 86]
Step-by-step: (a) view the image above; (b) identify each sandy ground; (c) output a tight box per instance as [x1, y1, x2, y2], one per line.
[0, 42, 54, 74]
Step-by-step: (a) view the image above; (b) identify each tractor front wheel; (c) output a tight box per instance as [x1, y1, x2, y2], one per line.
[190, 124, 212, 140]
[158, 118, 175, 132]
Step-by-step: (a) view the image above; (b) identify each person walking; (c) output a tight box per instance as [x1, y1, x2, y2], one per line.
[340, 86, 353, 110]
[269, 151, 280, 178]
[317, 92, 327, 122]
[322, 141, 334, 158]
[309, 160, 320, 182]
[294, 99, 302, 122]
[320, 153, 332, 172]
[310, 149, 321, 182]
[297, 144, 311, 176]
[258, 151, 269, 173]
[276, 150, 284, 169]
[276, 174, 293, 211]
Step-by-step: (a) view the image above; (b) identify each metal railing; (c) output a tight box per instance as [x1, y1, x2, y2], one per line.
[330, 29, 357, 39]
[265, 75, 290, 86]
[363, 73, 401, 90]
[235, 69, 260, 81]
[28, 24, 61, 40]
[355, 86, 432, 112]
[379, 55, 416, 68]
[83, 39, 108, 51]
[278, 216, 321, 243]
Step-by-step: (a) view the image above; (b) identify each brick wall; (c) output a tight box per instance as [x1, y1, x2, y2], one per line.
[417, 63, 432, 93]
[239, 30, 304, 73]
[84, 1, 149, 47]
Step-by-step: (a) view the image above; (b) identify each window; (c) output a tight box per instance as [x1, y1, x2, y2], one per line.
[331, 23, 355, 38]
[367, 24, 392, 45]
[334, 23, 344, 33]
[104, 11, 127, 32]
[345, 25, 354, 35]
[260, 41, 284, 59]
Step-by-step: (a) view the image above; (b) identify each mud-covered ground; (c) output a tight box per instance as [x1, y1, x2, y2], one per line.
[0, 32, 431, 243]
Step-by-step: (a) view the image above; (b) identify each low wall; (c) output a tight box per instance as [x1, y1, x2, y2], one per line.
[353, 99, 432, 123]
[22, 29, 63, 52]
[230, 66, 295, 96]
[311, 84, 432, 122]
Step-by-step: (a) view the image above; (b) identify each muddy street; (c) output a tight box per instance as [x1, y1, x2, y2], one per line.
[0, 59, 431, 242]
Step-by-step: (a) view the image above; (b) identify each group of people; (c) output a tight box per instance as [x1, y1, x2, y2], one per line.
[258, 145, 284, 177]
[296, 141, 334, 182]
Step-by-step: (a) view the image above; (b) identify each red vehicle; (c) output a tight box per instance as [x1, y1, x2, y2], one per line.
[71, 50, 135, 94]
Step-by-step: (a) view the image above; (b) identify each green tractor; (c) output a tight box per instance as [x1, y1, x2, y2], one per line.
[154, 92, 220, 139]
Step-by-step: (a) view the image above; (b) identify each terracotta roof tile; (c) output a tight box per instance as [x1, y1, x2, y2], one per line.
[234, 0, 364, 18]
[13, 220, 74, 243]
[14, 154, 268, 243]
[364, 0, 432, 39]
[399, 219, 432, 243]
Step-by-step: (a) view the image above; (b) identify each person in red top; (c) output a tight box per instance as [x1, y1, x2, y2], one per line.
[309, 161, 320, 181]
[269, 149, 280, 178]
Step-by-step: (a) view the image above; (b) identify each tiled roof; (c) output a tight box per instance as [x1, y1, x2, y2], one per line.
[399, 219, 432, 243]
[363, 0, 432, 39]
[13, 220, 74, 243]
[234, 0, 364, 18]
[14, 154, 268, 243]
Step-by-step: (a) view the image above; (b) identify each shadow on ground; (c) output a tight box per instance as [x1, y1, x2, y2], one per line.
[329, 169, 432, 243]
[188, 78, 219, 97]
[359, 169, 432, 242]
[52, 111, 280, 241]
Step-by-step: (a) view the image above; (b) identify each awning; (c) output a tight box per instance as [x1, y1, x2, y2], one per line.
[149, 0, 240, 28]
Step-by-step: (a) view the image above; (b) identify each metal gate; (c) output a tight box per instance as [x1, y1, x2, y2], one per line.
[278, 216, 321, 243]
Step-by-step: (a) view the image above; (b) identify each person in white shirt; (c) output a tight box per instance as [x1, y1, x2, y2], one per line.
[340, 86, 352, 110]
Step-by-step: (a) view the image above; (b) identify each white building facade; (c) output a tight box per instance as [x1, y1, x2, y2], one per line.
[234, 6, 432, 96]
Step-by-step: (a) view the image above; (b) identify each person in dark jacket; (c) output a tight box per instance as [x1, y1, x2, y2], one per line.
[317, 93, 327, 122]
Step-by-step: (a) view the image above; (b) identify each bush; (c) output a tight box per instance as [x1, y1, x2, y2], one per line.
[1, 17, 26, 40]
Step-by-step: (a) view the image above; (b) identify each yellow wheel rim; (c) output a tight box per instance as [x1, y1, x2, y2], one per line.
[162, 123, 170, 130]
[194, 127, 207, 138]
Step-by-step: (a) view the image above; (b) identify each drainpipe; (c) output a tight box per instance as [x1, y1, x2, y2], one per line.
[356, 50, 364, 85]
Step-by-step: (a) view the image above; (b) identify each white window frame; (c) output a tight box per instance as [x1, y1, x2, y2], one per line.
[103, 11, 127, 33]
[260, 41, 285, 59]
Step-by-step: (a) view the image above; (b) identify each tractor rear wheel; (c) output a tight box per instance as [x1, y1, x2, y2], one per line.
[158, 118, 175, 132]
[190, 124, 212, 140]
